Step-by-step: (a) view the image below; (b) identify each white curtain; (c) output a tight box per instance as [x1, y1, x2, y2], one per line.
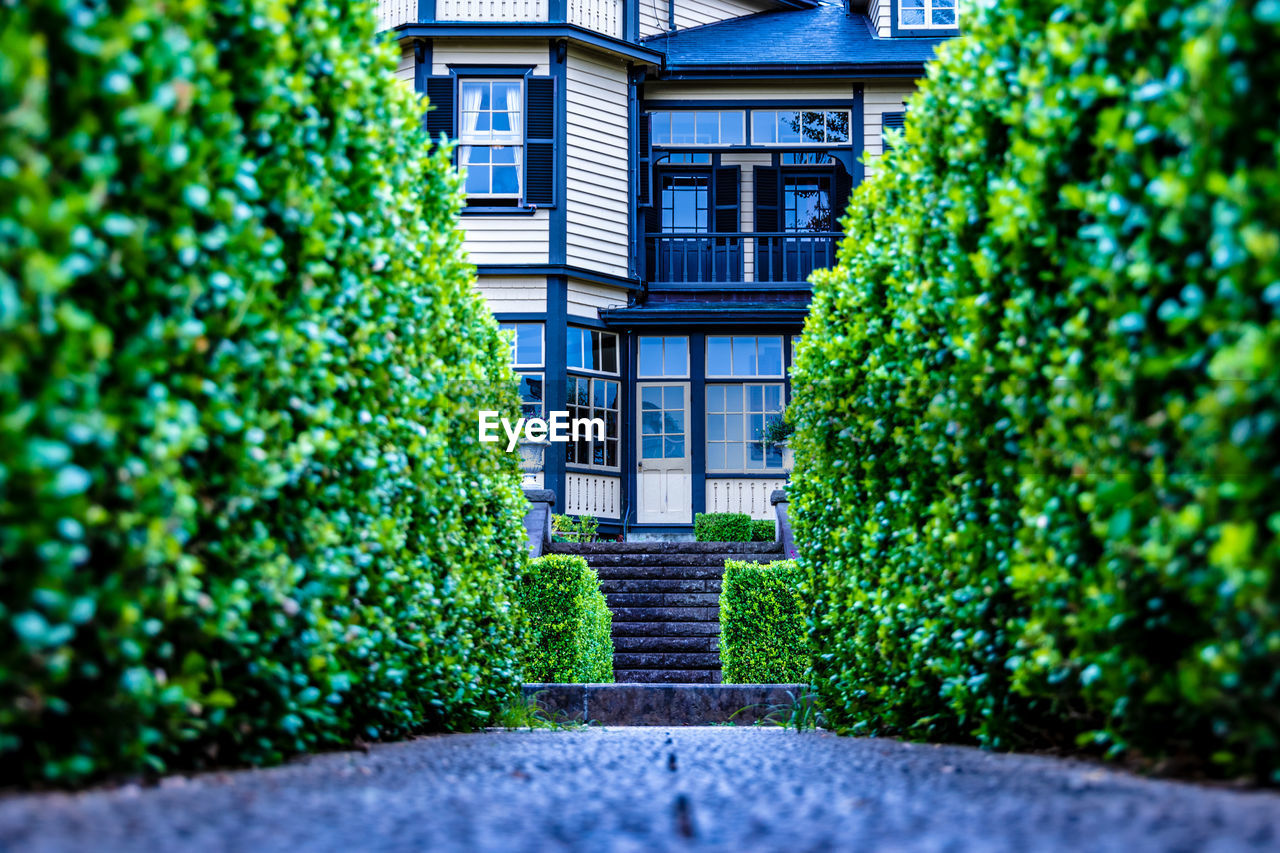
[503, 83, 522, 144]
[460, 82, 483, 140]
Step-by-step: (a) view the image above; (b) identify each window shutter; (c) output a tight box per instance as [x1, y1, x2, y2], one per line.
[425, 76, 455, 140]
[753, 166, 780, 232]
[833, 163, 853, 226]
[637, 112, 652, 206]
[713, 166, 739, 233]
[525, 77, 556, 206]
[642, 192, 660, 281]
[882, 111, 906, 151]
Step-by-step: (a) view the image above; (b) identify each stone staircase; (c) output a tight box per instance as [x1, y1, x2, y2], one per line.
[546, 540, 783, 683]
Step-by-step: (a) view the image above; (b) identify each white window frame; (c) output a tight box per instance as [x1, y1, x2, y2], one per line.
[637, 336, 690, 379]
[705, 383, 787, 473]
[566, 374, 621, 471]
[705, 336, 786, 379]
[567, 326, 620, 376]
[499, 322, 544, 369]
[650, 110, 747, 147]
[899, 0, 957, 29]
[459, 78, 524, 200]
[751, 110, 851, 146]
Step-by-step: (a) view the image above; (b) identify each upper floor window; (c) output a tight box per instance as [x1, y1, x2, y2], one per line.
[752, 110, 850, 146]
[568, 327, 619, 375]
[650, 110, 746, 146]
[900, 0, 956, 28]
[459, 79, 523, 199]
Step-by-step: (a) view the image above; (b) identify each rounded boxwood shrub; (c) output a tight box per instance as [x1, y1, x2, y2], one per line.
[750, 519, 776, 543]
[694, 512, 752, 542]
[719, 560, 808, 684]
[791, 0, 1280, 779]
[518, 555, 614, 683]
[0, 0, 528, 785]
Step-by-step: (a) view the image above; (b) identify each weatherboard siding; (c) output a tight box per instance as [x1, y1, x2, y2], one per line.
[396, 46, 416, 87]
[566, 48, 631, 278]
[430, 40, 551, 75]
[476, 276, 548, 313]
[863, 80, 915, 169]
[868, 0, 891, 37]
[640, 0, 775, 37]
[644, 80, 856, 103]
[461, 214, 552, 265]
[568, 279, 629, 318]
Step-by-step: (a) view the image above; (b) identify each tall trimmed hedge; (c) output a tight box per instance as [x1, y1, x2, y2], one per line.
[791, 0, 1280, 780]
[719, 560, 808, 684]
[518, 555, 614, 683]
[0, 0, 528, 785]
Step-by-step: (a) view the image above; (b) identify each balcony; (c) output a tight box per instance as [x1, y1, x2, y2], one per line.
[378, 0, 626, 39]
[645, 232, 840, 288]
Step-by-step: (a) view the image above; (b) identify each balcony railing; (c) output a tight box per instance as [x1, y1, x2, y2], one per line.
[378, 0, 626, 38]
[646, 232, 840, 286]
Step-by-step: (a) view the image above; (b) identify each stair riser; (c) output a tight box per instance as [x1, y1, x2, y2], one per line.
[610, 606, 718, 622]
[612, 621, 720, 637]
[593, 566, 727, 581]
[580, 554, 774, 568]
[612, 636, 718, 653]
[612, 670, 722, 684]
[614, 653, 721, 669]
[600, 579, 720, 593]
[549, 542, 782, 555]
[606, 592, 720, 607]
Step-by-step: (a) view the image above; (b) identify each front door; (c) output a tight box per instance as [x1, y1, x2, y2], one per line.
[637, 383, 691, 525]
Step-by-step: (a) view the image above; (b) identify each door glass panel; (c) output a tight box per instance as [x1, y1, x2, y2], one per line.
[640, 385, 686, 461]
[784, 176, 833, 232]
[661, 175, 709, 233]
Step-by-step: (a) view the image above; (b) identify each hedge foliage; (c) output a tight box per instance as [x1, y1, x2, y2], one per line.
[719, 560, 808, 684]
[694, 512, 752, 542]
[517, 555, 614, 683]
[791, 0, 1280, 779]
[0, 0, 528, 785]
[750, 519, 776, 543]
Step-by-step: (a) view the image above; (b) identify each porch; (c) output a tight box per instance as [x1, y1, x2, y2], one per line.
[644, 231, 840, 287]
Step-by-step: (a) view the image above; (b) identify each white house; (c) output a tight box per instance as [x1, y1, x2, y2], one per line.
[380, 0, 956, 536]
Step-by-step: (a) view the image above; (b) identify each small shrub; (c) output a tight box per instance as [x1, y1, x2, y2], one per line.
[552, 513, 599, 543]
[719, 560, 808, 683]
[750, 519, 775, 542]
[695, 512, 752, 542]
[518, 555, 614, 683]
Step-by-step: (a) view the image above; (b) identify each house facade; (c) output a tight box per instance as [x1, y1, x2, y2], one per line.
[380, 0, 954, 536]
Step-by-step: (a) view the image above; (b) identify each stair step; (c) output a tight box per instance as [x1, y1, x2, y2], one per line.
[610, 606, 718, 622]
[593, 566, 728, 581]
[612, 621, 720, 637]
[613, 669, 722, 684]
[579, 553, 776, 568]
[614, 652, 721, 669]
[599, 579, 720, 593]
[612, 636, 718, 653]
[525, 683, 808, 724]
[606, 592, 720, 607]
[550, 541, 782, 555]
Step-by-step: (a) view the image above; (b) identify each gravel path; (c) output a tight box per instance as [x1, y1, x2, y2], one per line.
[2, 728, 1277, 852]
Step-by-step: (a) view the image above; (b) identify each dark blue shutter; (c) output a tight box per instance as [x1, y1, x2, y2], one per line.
[882, 111, 906, 151]
[524, 77, 555, 206]
[754, 166, 781, 282]
[713, 166, 739, 233]
[425, 76, 455, 141]
[834, 163, 852, 226]
[637, 113, 652, 207]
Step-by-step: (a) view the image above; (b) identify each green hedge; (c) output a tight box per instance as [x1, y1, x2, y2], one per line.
[791, 0, 1280, 780]
[695, 512, 752, 542]
[750, 519, 775, 543]
[518, 555, 614, 683]
[719, 560, 808, 684]
[0, 0, 528, 785]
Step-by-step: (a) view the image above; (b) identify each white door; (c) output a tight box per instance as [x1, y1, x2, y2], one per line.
[637, 383, 691, 525]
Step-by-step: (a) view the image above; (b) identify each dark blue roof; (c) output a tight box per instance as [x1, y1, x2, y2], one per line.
[644, 4, 948, 71]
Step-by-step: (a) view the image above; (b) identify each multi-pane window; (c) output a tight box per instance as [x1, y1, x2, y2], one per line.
[640, 386, 686, 460]
[568, 327, 619, 374]
[650, 111, 746, 146]
[783, 177, 834, 232]
[637, 336, 689, 378]
[706, 384, 785, 472]
[900, 0, 956, 27]
[499, 322, 543, 418]
[706, 336, 785, 378]
[661, 176, 709, 233]
[752, 110, 850, 145]
[459, 79, 523, 198]
[566, 376, 620, 468]
[499, 322, 543, 367]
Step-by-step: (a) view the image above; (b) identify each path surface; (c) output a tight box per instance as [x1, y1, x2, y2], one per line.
[2, 728, 1277, 852]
